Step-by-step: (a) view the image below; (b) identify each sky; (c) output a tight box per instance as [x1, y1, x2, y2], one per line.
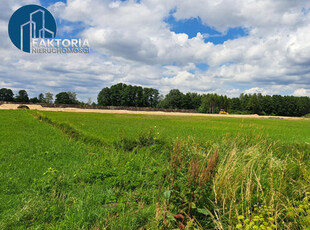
[1, 0, 310, 102]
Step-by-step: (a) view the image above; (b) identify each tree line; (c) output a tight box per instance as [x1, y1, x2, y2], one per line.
[230, 93, 310, 117]
[154, 90, 310, 117]
[99, 85, 310, 117]
[0, 88, 78, 105]
[1, 84, 310, 117]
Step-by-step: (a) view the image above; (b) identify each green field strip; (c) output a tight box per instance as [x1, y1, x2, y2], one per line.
[28, 110, 109, 148]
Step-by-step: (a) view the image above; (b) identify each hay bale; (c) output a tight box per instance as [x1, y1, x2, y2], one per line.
[17, 105, 30, 109]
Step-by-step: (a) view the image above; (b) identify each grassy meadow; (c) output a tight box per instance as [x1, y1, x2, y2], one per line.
[39, 111, 310, 144]
[0, 110, 310, 229]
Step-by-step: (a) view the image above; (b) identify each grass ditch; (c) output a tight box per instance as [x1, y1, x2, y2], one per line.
[28, 110, 108, 148]
[29, 110, 168, 153]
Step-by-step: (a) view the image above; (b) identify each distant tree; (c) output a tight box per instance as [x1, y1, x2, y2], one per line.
[121, 84, 133, 106]
[98, 83, 159, 108]
[45, 92, 53, 104]
[29, 97, 39, 103]
[239, 93, 249, 111]
[199, 94, 214, 113]
[199, 94, 230, 113]
[261, 95, 273, 115]
[55, 92, 78, 104]
[55, 92, 70, 104]
[183, 92, 202, 110]
[110, 83, 127, 106]
[15, 90, 29, 102]
[272, 95, 284, 116]
[158, 94, 164, 103]
[134, 86, 144, 107]
[0, 88, 14, 101]
[87, 97, 92, 105]
[120, 85, 131, 106]
[67, 92, 78, 104]
[230, 98, 241, 112]
[146, 88, 160, 107]
[158, 89, 184, 109]
[246, 93, 261, 114]
[98, 87, 111, 106]
[38, 93, 45, 103]
[297, 97, 310, 117]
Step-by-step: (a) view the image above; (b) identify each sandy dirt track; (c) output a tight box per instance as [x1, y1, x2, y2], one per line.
[0, 103, 308, 120]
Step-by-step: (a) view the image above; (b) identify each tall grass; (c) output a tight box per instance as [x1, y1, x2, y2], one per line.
[153, 135, 310, 229]
[206, 137, 310, 229]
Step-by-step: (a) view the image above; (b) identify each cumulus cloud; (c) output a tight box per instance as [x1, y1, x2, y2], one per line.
[1, 0, 310, 101]
[293, 88, 310, 96]
[244, 87, 269, 95]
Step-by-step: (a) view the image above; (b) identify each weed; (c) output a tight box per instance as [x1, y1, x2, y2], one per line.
[158, 140, 218, 229]
[286, 192, 310, 228]
[236, 204, 276, 229]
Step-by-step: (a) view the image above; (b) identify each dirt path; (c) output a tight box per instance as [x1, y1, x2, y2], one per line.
[0, 103, 308, 120]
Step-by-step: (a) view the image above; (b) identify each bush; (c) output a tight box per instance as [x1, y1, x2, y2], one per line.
[304, 113, 310, 118]
[114, 126, 164, 151]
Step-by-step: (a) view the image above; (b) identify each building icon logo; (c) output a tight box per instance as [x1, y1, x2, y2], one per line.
[8, 5, 57, 53]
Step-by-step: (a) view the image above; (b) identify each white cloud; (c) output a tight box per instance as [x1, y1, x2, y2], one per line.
[293, 88, 310, 97]
[244, 87, 269, 95]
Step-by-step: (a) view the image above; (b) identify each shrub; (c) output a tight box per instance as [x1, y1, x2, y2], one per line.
[114, 126, 164, 151]
[304, 113, 310, 118]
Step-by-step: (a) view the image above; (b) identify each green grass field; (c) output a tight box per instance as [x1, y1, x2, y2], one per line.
[1, 110, 310, 229]
[40, 111, 310, 144]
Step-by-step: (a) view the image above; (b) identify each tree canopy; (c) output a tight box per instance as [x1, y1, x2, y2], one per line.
[15, 90, 29, 102]
[0, 88, 14, 101]
[55, 92, 78, 104]
[230, 93, 310, 117]
[98, 83, 160, 107]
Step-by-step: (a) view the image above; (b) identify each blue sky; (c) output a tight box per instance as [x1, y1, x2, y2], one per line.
[165, 15, 249, 45]
[1, 0, 310, 101]
[41, 0, 65, 7]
